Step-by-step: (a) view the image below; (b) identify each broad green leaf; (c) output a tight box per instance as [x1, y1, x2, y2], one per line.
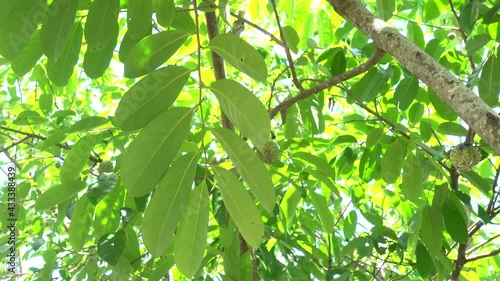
[87, 172, 118, 205]
[461, 171, 491, 195]
[35, 181, 87, 211]
[408, 102, 424, 124]
[317, 10, 333, 48]
[119, 31, 140, 63]
[460, 1, 480, 35]
[171, 10, 195, 34]
[478, 55, 500, 106]
[97, 229, 127, 266]
[366, 127, 384, 148]
[14, 110, 45, 125]
[330, 48, 346, 76]
[344, 210, 357, 240]
[401, 153, 423, 202]
[47, 22, 83, 87]
[39, 93, 53, 114]
[393, 76, 419, 110]
[213, 166, 264, 249]
[69, 194, 95, 251]
[407, 22, 425, 49]
[113, 257, 133, 280]
[210, 127, 276, 213]
[442, 198, 468, 244]
[280, 185, 301, 230]
[124, 30, 189, 77]
[41, 0, 79, 60]
[123, 226, 141, 271]
[423, 0, 439, 22]
[0, 0, 47, 60]
[376, 0, 394, 21]
[127, 0, 153, 40]
[465, 34, 492, 55]
[420, 119, 432, 142]
[11, 29, 43, 76]
[84, 0, 120, 51]
[419, 205, 442, 255]
[351, 68, 388, 102]
[437, 122, 467, 136]
[121, 107, 193, 197]
[209, 79, 270, 150]
[483, 5, 500, 24]
[294, 152, 336, 178]
[381, 139, 405, 184]
[115, 66, 191, 131]
[92, 183, 125, 237]
[208, 33, 268, 83]
[174, 181, 209, 277]
[40, 131, 67, 150]
[69, 116, 110, 133]
[156, 0, 175, 28]
[429, 90, 457, 120]
[142, 152, 199, 257]
[332, 135, 357, 145]
[60, 135, 98, 183]
[83, 23, 118, 79]
[282, 26, 300, 53]
[310, 191, 335, 233]
[416, 243, 435, 278]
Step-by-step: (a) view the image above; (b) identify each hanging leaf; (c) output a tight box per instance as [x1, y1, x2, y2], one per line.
[40, 0, 79, 60]
[282, 26, 300, 53]
[310, 191, 335, 233]
[344, 210, 357, 240]
[401, 153, 423, 202]
[376, 0, 395, 20]
[351, 68, 388, 102]
[60, 135, 98, 183]
[11, 29, 43, 76]
[174, 181, 209, 277]
[69, 116, 110, 133]
[13, 110, 45, 125]
[84, 0, 120, 51]
[171, 10, 196, 34]
[69, 194, 95, 251]
[142, 152, 199, 257]
[317, 9, 333, 48]
[124, 30, 190, 77]
[87, 172, 118, 205]
[393, 76, 419, 110]
[0, 0, 47, 60]
[127, 0, 153, 40]
[115, 66, 191, 131]
[83, 23, 118, 79]
[156, 0, 176, 28]
[97, 229, 127, 266]
[416, 243, 435, 278]
[121, 107, 193, 197]
[35, 181, 87, 211]
[442, 198, 468, 244]
[209, 79, 271, 151]
[381, 139, 405, 184]
[119, 31, 141, 63]
[208, 33, 268, 83]
[419, 205, 443, 255]
[210, 127, 276, 213]
[213, 166, 264, 249]
[478, 55, 500, 106]
[46, 22, 83, 87]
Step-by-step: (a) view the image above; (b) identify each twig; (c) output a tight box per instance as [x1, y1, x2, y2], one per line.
[465, 248, 500, 264]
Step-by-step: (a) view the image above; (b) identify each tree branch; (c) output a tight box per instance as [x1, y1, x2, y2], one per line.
[465, 248, 500, 264]
[328, 0, 500, 156]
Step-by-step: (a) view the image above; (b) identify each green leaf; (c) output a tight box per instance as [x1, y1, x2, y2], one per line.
[124, 30, 190, 77]
[40, 131, 67, 150]
[84, 0, 120, 51]
[376, 0, 394, 21]
[416, 243, 435, 278]
[310, 191, 335, 233]
[419, 205, 442, 255]
[210, 127, 276, 213]
[317, 9, 333, 48]
[60, 135, 98, 183]
[142, 152, 199, 257]
[213, 166, 264, 249]
[483, 5, 500, 24]
[69, 116, 110, 133]
[87, 172, 118, 205]
[97, 229, 127, 266]
[127, 0, 153, 40]
[401, 153, 423, 202]
[407, 22, 425, 49]
[465, 34, 492, 56]
[294, 152, 336, 178]
[442, 198, 468, 244]
[437, 122, 467, 136]
[174, 181, 209, 277]
[119, 31, 140, 63]
[343, 210, 357, 240]
[282, 26, 300, 53]
[460, 1, 480, 35]
[420, 119, 432, 142]
[209, 79, 271, 151]
[92, 184, 125, 237]
[39, 93, 53, 114]
[351, 68, 388, 102]
[47, 22, 83, 87]
[156, 0, 175, 28]
[35, 181, 87, 211]
[393, 76, 419, 110]
[208, 33, 268, 83]
[115, 66, 191, 131]
[69, 194, 95, 251]
[40, 0, 79, 60]
[121, 107, 193, 197]
[478, 55, 500, 106]
[0, 0, 47, 60]
[408, 102, 424, 124]
[83, 23, 118, 79]
[14, 110, 45, 125]
[461, 171, 491, 195]
[381, 139, 405, 184]
[171, 10, 195, 34]
[366, 127, 384, 148]
[429, 90, 457, 120]
[11, 29, 43, 76]
[423, 0, 440, 22]
[123, 226, 141, 271]
[330, 48, 346, 76]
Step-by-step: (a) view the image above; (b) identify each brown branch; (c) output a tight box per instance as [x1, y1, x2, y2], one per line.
[465, 248, 500, 264]
[269, 48, 386, 119]
[466, 234, 500, 255]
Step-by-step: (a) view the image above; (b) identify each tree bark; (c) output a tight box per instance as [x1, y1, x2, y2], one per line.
[329, 0, 500, 156]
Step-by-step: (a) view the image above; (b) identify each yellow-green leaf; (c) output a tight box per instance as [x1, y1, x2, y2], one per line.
[69, 194, 95, 251]
[41, 0, 79, 60]
[84, 0, 120, 51]
[142, 152, 199, 257]
[60, 135, 98, 183]
[127, 0, 153, 40]
[381, 139, 405, 184]
[35, 181, 87, 211]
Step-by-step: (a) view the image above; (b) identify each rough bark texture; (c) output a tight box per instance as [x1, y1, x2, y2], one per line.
[329, 0, 500, 156]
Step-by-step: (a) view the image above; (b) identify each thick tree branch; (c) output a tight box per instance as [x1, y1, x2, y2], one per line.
[269, 48, 385, 119]
[329, 0, 500, 156]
